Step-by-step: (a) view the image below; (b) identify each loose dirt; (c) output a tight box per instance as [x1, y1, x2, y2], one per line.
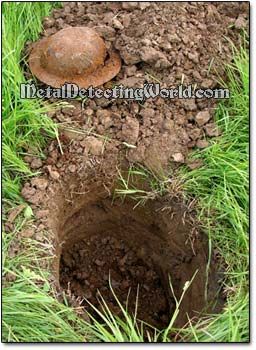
[20, 1, 248, 334]
[58, 192, 209, 329]
[21, 162, 221, 329]
[23, 1, 249, 172]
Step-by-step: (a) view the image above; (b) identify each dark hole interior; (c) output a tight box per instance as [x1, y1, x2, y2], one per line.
[57, 186, 215, 330]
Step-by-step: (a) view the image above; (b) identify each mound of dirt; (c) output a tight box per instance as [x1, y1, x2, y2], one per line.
[23, 1, 249, 172]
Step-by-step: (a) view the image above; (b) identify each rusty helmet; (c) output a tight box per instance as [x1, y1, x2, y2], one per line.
[29, 27, 121, 88]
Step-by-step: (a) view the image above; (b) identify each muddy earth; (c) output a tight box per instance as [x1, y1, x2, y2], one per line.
[19, 1, 248, 333]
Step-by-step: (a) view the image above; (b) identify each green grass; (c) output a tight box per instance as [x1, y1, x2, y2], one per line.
[2, 2, 93, 342]
[83, 271, 198, 342]
[2, 2, 60, 202]
[3, 279, 89, 342]
[114, 40, 249, 342]
[113, 164, 168, 208]
[176, 39, 249, 342]
[2, 2, 249, 343]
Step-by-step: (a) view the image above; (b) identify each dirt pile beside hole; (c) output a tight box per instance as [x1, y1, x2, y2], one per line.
[23, 2, 249, 173]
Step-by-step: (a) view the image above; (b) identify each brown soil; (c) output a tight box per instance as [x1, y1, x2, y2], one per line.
[21, 162, 222, 330]
[60, 234, 171, 329]
[58, 191, 210, 329]
[24, 1, 249, 173]
[19, 1, 248, 336]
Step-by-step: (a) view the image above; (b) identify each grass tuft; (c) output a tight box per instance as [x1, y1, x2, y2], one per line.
[176, 37, 249, 342]
[2, 2, 60, 202]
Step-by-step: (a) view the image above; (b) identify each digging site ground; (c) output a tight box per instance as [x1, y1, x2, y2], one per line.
[12, 1, 249, 336]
